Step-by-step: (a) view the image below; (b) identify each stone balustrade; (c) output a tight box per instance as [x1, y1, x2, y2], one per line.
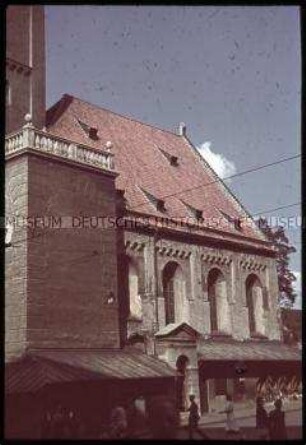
[5, 119, 115, 172]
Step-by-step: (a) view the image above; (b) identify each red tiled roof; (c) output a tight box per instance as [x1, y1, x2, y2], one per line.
[46, 94, 269, 246]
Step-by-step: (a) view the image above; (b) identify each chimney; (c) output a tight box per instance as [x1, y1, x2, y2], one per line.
[178, 122, 186, 136]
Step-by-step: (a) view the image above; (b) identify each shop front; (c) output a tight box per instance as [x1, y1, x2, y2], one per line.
[198, 339, 302, 413]
[5, 348, 176, 439]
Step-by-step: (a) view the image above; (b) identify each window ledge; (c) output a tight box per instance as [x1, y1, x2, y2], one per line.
[127, 314, 143, 323]
[250, 332, 269, 340]
[210, 331, 233, 340]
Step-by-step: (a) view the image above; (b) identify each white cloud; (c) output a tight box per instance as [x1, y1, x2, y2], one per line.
[293, 271, 302, 309]
[197, 141, 237, 181]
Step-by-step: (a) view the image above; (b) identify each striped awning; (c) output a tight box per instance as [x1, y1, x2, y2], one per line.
[5, 348, 176, 394]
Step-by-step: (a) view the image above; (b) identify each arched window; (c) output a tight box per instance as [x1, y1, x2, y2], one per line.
[207, 268, 231, 334]
[162, 261, 186, 325]
[246, 274, 265, 337]
[128, 258, 142, 319]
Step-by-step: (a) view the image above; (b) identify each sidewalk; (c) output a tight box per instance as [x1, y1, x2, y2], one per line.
[180, 398, 302, 427]
[176, 426, 302, 441]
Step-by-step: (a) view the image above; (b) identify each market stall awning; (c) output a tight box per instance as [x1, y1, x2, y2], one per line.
[198, 340, 301, 379]
[5, 355, 99, 394]
[5, 348, 176, 394]
[198, 339, 301, 361]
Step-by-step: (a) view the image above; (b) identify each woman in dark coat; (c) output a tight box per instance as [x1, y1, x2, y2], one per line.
[187, 395, 200, 439]
[268, 398, 287, 440]
[256, 397, 268, 439]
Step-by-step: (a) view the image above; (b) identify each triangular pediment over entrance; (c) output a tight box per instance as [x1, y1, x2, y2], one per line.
[155, 322, 200, 343]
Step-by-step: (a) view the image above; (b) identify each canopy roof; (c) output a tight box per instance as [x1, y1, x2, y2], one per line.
[5, 348, 176, 394]
[198, 339, 301, 362]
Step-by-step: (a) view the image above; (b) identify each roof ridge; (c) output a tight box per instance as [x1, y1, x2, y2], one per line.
[48, 93, 182, 138]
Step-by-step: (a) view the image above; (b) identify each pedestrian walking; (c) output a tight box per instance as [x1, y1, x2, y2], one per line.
[128, 396, 148, 438]
[187, 394, 200, 439]
[256, 396, 269, 439]
[220, 394, 240, 435]
[268, 398, 287, 440]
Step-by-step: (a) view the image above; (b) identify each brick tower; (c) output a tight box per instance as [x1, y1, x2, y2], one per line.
[5, 6, 121, 359]
[6, 5, 46, 134]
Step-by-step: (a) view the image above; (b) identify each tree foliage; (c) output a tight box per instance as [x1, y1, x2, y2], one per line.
[257, 217, 297, 306]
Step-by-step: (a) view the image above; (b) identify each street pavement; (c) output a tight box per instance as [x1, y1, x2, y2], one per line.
[177, 404, 303, 440]
[176, 425, 302, 440]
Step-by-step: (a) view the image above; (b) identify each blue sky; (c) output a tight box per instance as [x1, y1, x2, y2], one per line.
[45, 6, 301, 307]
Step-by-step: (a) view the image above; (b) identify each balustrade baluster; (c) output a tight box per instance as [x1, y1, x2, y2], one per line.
[6, 130, 114, 171]
[35, 135, 40, 148]
[18, 134, 23, 149]
[53, 141, 58, 154]
[47, 138, 52, 152]
[41, 137, 47, 151]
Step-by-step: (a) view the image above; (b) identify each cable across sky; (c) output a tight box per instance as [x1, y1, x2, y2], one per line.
[128, 152, 301, 212]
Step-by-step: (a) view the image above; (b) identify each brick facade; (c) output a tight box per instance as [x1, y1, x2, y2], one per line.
[5, 157, 29, 358]
[123, 230, 281, 342]
[5, 151, 121, 357]
[26, 154, 120, 349]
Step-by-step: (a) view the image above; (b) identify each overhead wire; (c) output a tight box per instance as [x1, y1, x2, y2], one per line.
[127, 152, 301, 211]
[6, 153, 301, 255]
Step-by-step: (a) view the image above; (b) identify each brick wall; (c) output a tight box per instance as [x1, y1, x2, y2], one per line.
[5, 65, 31, 135]
[26, 154, 120, 349]
[30, 6, 46, 130]
[6, 6, 30, 65]
[6, 6, 45, 133]
[5, 156, 29, 359]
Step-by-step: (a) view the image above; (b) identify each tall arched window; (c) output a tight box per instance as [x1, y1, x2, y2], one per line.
[246, 274, 265, 337]
[128, 258, 142, 319]
[162, 261, 186, 325]
[208, 268, 231, 334]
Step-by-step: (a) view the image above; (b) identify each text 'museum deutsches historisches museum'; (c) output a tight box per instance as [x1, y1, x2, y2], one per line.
[4, 5, 301, 439]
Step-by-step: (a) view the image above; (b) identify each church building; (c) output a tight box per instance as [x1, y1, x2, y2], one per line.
[5, 5, 301, 439]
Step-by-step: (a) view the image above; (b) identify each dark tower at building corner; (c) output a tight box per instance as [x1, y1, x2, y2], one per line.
[5, 5, 121, 357]
[6, 5, 46, 133]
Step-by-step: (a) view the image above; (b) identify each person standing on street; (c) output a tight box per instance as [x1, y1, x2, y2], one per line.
[268, 398, 287, 440]
[220, 394, 240, 435]
[256, 396, 269, 439]
[187, 394, 200, 439]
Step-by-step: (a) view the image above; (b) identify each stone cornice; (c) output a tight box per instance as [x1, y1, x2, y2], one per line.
[201, 252, 232, 266]
[239, 257, 267, 271]
[6, 57, 32, 76]
[156, 245, 191, 259]
[125, 240, 146, 252]
[123, 211, 276, 258]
